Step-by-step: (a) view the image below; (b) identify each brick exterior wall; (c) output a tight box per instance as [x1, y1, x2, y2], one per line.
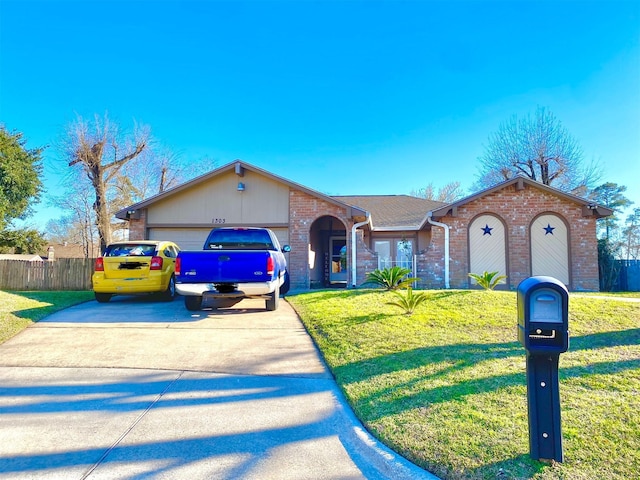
[128, 210, 147, 240]
[422, 183, 600, 291]
[355, 228, 378, 287]
[289, 189, 376, 289]
[122, 180, 600, 292]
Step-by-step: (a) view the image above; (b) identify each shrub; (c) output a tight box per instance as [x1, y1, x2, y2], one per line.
[386, 287, 428, 314]
[468, 271, 507, 290]
[364, 266, 419, 290]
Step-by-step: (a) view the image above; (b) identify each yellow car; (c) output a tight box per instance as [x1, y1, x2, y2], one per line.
[92, 240, 180, 303]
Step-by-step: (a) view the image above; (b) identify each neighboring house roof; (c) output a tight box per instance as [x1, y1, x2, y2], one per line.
[115, 160, 368, 220]
[44, 243, 89, 258]
[0, 254, 44, 262]
[334, 195, 446, 230]
[426, 175, 614, 225]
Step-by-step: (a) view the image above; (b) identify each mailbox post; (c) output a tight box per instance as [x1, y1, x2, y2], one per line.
[517, 276, 569, 463]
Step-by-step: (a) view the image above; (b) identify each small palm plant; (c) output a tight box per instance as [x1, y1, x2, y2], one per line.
[468, 271, 507, 290]
[364, 266, 419, 290]
[386, 286, 428, 314]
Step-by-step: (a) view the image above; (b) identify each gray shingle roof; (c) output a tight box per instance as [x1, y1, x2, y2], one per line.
[332, 195, 446, 229]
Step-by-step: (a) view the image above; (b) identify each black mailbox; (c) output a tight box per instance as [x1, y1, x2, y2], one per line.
[517, 276, 569, 354]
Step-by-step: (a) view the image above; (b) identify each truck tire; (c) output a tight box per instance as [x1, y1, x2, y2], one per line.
[185, 295, 203, 311]
[95, 293, 112, 303]
[281, 271, 290, 295]
[266, 283, 280, 311]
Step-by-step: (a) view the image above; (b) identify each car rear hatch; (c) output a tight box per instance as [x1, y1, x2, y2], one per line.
[101, 244, 158, 280]
[102, 256, 152, 279]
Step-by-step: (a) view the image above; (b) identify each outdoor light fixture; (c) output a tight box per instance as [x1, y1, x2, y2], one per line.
[237, 182, 245, 192]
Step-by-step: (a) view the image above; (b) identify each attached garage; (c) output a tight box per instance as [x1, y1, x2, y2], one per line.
[148, 228, 212, 250]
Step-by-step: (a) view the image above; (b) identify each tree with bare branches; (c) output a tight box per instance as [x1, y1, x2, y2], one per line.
[62, 114, 150, 250]
[476, 106, 600, 193]
[411, 181, 465, 203]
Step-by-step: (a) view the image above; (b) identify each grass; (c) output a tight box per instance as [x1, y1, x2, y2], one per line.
[0, 290, 94, 344]
[287, 289, 640, 480]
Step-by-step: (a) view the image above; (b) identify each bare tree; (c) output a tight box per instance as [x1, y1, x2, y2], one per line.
[49, 171, 100, 257]
[62, 114, 149, 250]
[476, 106, 601, 192]
[411, 181, 465, 203]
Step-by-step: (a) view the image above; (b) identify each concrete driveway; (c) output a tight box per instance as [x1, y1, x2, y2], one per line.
[0, 296, 436, 480]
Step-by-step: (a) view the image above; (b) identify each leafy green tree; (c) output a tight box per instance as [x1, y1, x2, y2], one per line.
[0, 227, 46, 254]
[598, 238, 620, 291]
[476, 106, 600, 193]
[622, 208, 640, 261]
[590, 182, 633, 241]
[0, 126, 44, 229]
[364, 266, 419, 290]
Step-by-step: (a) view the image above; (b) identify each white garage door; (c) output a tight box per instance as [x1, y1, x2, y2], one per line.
[469, 214, 507, 285]
[531, 214, 569, 285]
[148, 228, 212, 250]
[148, 227, 290, 253]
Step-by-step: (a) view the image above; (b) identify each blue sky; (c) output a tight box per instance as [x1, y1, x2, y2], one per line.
[1, 0, 639, 228]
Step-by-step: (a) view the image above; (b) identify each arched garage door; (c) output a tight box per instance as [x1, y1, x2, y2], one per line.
[469, 214, 507, 286]
[530, 214, 569, 285]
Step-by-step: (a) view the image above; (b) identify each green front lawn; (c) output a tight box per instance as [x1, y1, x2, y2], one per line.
[287, 289, 640, 480]
[0, 290, 94, 344]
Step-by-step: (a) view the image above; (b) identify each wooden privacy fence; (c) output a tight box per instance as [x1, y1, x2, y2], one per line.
[0, 259, 94, 291]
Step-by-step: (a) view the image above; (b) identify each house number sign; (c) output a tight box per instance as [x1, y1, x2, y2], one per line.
[212, 218, 226, 224]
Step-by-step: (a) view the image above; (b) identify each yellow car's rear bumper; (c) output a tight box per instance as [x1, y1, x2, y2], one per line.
[92, 273, 168, 294]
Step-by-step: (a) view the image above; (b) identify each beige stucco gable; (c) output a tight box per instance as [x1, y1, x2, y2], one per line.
[145, 169, 290, 226]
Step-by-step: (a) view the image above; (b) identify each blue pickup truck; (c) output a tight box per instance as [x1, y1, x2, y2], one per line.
[175, 227, 291, 311]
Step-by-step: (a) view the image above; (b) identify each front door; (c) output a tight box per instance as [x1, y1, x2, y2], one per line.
[329, 237, 347, 284]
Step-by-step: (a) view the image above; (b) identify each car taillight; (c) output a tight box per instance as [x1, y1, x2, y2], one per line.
[266, 256, 275, 276]
[150, 256, 163, 270]
[175, 257, 181, 275]
[95, 257, 104, 272]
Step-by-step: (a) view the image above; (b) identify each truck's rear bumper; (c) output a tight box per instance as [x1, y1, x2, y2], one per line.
[176, 279, 279, 297]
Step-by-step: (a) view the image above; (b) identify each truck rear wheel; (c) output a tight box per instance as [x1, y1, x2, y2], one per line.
[266, 284, 280, 311]
[185, 296, 203, 311]
[281, 271, 290, 295]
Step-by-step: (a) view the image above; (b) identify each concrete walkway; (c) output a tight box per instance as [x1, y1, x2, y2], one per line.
[0, 296, 437, 479]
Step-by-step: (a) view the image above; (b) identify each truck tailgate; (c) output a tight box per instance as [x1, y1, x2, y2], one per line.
[177, 250, 273, 284]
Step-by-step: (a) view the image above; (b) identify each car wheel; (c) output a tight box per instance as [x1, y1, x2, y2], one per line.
[281, 271, 290, 295]
[95, 293, 112, 303]
[161, 275, 176, 301]
[185, 295, 203, 311]
[266, 283, 280, 311]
